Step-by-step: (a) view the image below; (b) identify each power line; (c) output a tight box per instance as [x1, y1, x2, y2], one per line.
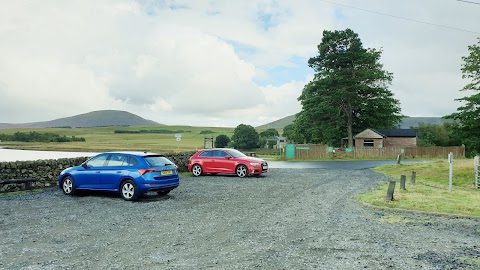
[456, 0, 480, 5]
[318, 0, 480, 35]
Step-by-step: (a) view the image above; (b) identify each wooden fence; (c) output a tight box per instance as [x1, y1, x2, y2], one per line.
[291, 144, 465, 159]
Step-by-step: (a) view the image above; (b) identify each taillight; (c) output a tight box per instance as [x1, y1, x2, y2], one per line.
[138, 169, 158, 175]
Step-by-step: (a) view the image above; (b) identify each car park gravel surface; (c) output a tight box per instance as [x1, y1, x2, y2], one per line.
[1, 167, 479, 269]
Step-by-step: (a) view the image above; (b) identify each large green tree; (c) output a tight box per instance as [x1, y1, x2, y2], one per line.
[214, 134, 231, 148]
[446, 37, 480, 155]
[296, 29, 402, 147]
[282, 123, 304, 143]
[231, 124, 259, 149]
[259, 128, 279, 138]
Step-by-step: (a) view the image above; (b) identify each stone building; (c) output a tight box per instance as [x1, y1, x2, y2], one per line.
[354, 129, 417, 148]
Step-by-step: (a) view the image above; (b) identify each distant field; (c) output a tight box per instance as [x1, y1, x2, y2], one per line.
[0, 126, 240, 153]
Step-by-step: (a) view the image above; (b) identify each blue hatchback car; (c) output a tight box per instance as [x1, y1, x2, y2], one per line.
[58, 151, 180, 201]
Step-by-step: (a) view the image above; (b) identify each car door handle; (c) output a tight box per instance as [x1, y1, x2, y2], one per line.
[116, 171, 122, 173]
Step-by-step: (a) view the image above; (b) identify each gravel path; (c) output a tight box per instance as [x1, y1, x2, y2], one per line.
[1, 168, 479, 269]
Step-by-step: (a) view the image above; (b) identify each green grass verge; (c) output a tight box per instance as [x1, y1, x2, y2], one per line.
[357, 159, 480, 217]
[456, 257, 480, 269]
[179, 172, 192, 178]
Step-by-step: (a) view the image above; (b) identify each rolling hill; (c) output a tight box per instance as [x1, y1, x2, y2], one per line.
[399, 117, 454, 128]
[256, 115, 296, 129]
[0, 110, 163, 129]
[256, 114, 454, 130]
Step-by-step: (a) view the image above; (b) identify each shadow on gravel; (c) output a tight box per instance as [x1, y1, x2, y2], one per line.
[138, 194, 175, 203]
[75, 190, 174, 202]
[193, 174, 267, 178]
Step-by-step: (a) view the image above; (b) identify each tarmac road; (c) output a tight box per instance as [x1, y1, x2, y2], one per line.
[268, 159, 431, 170]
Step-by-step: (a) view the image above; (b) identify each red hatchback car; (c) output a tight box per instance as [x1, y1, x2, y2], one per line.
[188, 148, 268, 177]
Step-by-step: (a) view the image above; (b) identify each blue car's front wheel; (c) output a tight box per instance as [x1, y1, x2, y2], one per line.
[62, 176, 76, 195]
[120, 180, 139, 201]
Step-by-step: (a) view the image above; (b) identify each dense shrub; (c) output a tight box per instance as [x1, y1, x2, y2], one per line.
[214, 135, 231, 148]
[231, 124, 259, 150]
[114, 129, 190, 134]
[0, 132, 85, 142]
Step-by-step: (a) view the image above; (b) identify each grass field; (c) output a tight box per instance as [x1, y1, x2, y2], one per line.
[357, 159, 480, 217]
[0, 126, 239, 153]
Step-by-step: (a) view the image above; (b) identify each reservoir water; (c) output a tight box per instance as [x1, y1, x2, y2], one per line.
[0, 148, 97, 162]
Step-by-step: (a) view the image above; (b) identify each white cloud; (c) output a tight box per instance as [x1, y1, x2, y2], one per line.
[0, 0, 478, 126]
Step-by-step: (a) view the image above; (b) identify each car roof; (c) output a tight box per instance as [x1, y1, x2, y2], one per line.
[200, 148, 235, 151]
[101, 151, 163, 157]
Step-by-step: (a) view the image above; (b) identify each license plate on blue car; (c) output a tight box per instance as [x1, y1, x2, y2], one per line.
[161, 170, 173, 176]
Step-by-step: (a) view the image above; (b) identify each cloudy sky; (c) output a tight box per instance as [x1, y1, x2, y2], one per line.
[1, 0, 479, 127]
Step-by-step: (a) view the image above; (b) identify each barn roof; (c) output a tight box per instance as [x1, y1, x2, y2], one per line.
[372, 129, 417, 138]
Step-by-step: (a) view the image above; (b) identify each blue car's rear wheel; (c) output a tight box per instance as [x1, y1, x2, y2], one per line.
[62, 176, 76, 195]
[120, 180, 139, 201]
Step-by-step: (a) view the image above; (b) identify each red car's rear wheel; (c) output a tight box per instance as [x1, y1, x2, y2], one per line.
[192, 164, 203, 177]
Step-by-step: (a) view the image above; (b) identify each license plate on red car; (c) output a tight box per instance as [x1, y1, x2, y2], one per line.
[262, 165, 268, 170]
[161, 170, 173, 176]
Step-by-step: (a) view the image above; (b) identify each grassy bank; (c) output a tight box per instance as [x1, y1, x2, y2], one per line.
[0, 126, 236, 153]
[357, 159, 480, 217]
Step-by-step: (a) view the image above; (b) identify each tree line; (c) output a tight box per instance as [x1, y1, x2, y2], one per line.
[0, 132, 86, 142]
[279, 29, 480, 156]
[114, 129, 190, 134]
[214, 125, 280, 149]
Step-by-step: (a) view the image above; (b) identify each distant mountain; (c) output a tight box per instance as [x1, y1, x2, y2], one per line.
[399, 117, 453, 129]
[257, 115, 296, 129]
[256, 114, 453, 130]
[0, 110, 163, 129]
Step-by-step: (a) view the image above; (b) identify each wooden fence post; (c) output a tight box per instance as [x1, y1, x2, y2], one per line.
[474, 156, 479, 189]
[400, 175, 406, 190]
[396, 154, 401, 164]
[386, 180, 396, 201]
[411, 171, 416, 184]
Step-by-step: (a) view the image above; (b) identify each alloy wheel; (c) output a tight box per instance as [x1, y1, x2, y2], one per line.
[192, 164, 202, 177]
[236, 165, 247, 178]
[63, 178, 73, 194]
[122, 182, 135, 199]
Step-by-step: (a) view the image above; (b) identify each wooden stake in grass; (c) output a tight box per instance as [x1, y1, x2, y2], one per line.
[411, 171, 416, 184]
[396, 154, 401, 165]
[400, 175, 406, 190]
[386, 180, 396, 201]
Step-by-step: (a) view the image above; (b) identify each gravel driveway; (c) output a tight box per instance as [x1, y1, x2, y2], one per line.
[1, 168, 479, 270]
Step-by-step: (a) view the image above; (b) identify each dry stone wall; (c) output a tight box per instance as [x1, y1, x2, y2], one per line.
[0, 152, 195, 192]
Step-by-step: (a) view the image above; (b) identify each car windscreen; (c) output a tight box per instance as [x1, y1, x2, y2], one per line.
[226, 149, 246, 158]
[143, 156, 174, 166]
